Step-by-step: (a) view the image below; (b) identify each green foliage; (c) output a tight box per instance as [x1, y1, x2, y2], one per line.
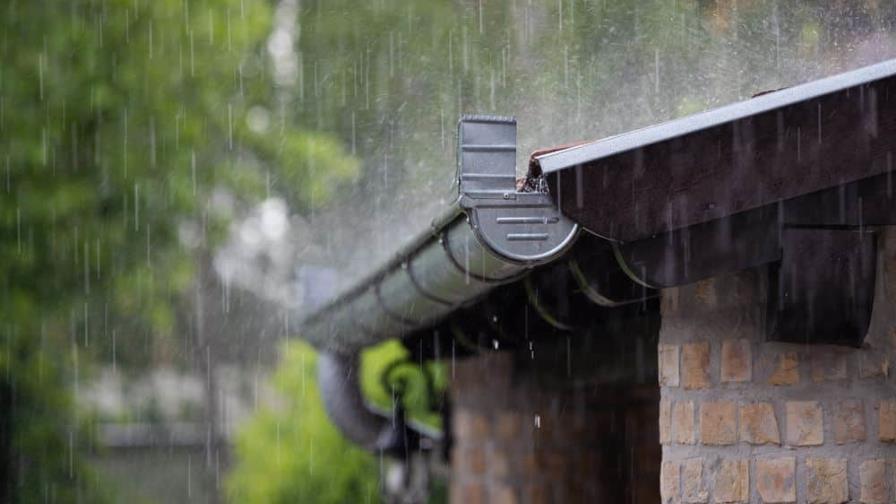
[227, 341, 380, 504]
[1, 0, 358, 500]
[228, 339, 446, 503]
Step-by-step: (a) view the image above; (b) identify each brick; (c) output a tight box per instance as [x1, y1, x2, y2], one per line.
[682, 342, 711, 389]
[694, 278, 718, 307]
[879, 400, 896, 442]
[568, 410, 592, 442]
[810, 349, 848, 383]
[699, 401, 737, 445]
[659, 344, 681, 387]
[785, 401, 824, 446]
[714, 459, 749, 503]
[859, 459, 888, 504]
[539, 449, 567, 482]
[524, 483, 548, 504]
[673, 400, 696, 444]
[756, 457, 796, 503]
[659, 399, 672, 444]
[858, 350, 889, 379]
[490, 484, 517, 504]
[682, 458, 708, 503]
[721, 339, 752, 383]
[806, 458, 848, 504]
[451, 482, 485, 504]
[495, 411, 522, 441]
[768, 351, 800, 386]
[740, 402, 781, 445]
[488, 446, 510, 478]
[466, 445, 487, 474]
[833, 400, 866, 444]
[660, 460, 680, 503]
[520, 452, 537, 477]
[454, 410, 489, 440]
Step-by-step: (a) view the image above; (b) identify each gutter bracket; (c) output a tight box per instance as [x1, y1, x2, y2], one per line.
[457, 115, 578, 264]
[612, 181, 890, 347]
[767, 227, 877, 347]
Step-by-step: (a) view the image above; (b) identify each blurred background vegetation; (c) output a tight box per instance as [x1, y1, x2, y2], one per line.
[1, 0, 895, 502]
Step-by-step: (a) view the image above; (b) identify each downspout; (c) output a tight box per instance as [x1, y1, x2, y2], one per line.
[317, 350, 420, 455]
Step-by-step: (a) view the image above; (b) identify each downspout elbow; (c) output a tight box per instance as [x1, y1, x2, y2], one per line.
[317, 350, 417, 455]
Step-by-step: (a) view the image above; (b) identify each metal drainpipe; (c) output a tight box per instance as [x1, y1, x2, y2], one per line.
[317, 350, 419, 456]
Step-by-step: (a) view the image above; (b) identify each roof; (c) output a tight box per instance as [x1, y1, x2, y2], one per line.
[535, 58, 896, 242]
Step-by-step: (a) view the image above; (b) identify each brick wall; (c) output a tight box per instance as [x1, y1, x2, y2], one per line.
[450, 351, 660, 503]
[659, 231, 896, 503]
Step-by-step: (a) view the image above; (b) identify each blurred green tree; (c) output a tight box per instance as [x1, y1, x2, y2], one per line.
[0, 0, 357, 500]
[227, 339, 445, 504]
[226, 342, 380, 504]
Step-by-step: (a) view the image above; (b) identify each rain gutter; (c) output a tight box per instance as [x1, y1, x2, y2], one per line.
[301, 116, 579, 354]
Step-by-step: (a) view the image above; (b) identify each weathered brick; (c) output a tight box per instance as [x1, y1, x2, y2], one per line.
[785, 401, 824, 446]
[833, 400, 866, 444]
[520, 451, 537, 477]
[495, 411, 522, 441]
[693, 278, 718, 307]
[806, 458, 848, 504]
[721, 339, 752, 383]
[524, 483, 548, 504]
[699, 401, 737, 445]
[714, 459, 749, 503]
[810, 349, 848, 383]
[756, 457, 796, 503]
[659, 344, 681, 387]
[768, 351, 800, 386]
[660, 460, 680, 503]
[682, 342, 711, 389]
[659, 399, 672, 444]
[682, 458, 708, 503]
[451, 481, 485, 504]
[859, 459, 889, 504]
[858, 350, 889, 379]
[488, 446, 510, 478]
[539, 449, 567, 482]
[740, 402, 781, 445]
[879, 400, 896, 443]
[466, 445, 487, 474]
[490, 484, 518, 504]
[454, 410, 490, 440]
[673, 400, 696, 445]
[451, 444, 487, 477]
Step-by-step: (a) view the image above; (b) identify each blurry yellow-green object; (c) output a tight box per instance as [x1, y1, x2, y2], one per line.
[228, 339, 445, 503]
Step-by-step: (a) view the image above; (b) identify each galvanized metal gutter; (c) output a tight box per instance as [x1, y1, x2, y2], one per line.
[300, 116, 579, 354]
